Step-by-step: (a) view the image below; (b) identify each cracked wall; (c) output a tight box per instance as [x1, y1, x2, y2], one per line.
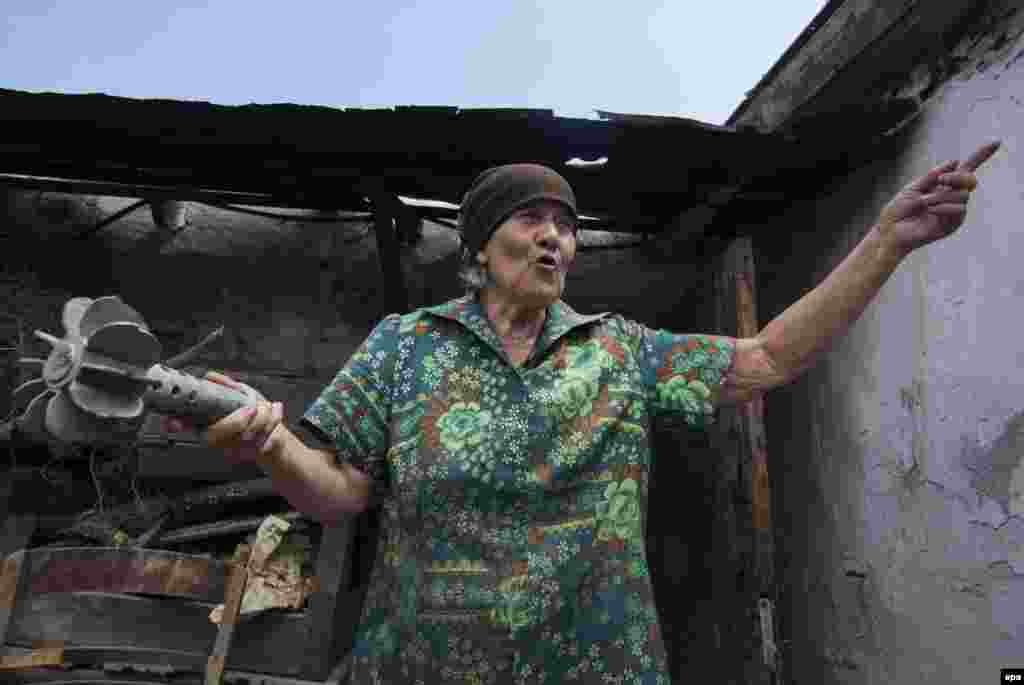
[754, 7, 1024, 684]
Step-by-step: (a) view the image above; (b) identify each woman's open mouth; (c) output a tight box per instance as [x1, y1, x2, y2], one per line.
[536, 254, 560, 271]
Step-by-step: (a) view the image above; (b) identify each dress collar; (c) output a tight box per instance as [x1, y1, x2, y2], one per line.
[423, 294, 609, 365]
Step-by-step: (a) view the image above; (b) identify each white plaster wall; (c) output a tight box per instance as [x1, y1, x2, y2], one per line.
[759, 22, 1024, 685]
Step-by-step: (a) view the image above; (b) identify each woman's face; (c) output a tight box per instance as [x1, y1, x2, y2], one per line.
[477, 199, 577, 308]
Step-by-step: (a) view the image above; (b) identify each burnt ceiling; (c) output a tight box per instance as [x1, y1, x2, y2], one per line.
[0, 88, 919, 235]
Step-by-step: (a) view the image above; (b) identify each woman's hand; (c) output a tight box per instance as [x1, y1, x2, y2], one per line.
[876, 141, 1001, 257]
[161, 371, 284, 465]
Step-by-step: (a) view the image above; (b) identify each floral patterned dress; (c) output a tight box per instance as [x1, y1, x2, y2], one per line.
[302, 294, 735, 685]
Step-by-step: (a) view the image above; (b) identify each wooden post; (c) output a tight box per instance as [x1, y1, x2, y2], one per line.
[371, 193, 410, 315]
[712, 235, 780, 684]
[709, 246, 745, 685]
[736, 267, 774, 597]
[395, 201, 423, 246]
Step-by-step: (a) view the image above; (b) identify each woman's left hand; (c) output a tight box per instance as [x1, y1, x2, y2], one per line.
[876, 141, 1001, 257]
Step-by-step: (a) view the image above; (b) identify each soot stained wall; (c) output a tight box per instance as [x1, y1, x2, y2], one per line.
[754, 14, 1024, 683]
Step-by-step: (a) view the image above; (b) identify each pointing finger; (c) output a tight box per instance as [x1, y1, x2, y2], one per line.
[936, 172, 978, 191]
[960, 141, 1001, 172]
[908, 159, 958, 192]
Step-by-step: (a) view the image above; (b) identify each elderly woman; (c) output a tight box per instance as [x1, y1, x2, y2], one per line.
[183, 142, 998, 684]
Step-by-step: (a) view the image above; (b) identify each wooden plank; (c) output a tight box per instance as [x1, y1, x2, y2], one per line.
[2, 663, 338, 685]
[206, 544, 251, 685]
[8, 592, 217, 652]
[3, 644, 204, 670]
[7, 592, 314, 677]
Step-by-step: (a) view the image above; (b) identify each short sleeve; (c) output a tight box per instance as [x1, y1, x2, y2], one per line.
[627, 319, 736, 428]
[300, 314, 401, 499]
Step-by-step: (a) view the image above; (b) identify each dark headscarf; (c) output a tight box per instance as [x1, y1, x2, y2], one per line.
[459, 164, 577, 257]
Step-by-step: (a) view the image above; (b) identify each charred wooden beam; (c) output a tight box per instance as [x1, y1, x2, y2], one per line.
[371, 193, 410, 314]
[0, 173, 295, 209]
[155, 511, 305, 547]
[33, 478, 284, 544]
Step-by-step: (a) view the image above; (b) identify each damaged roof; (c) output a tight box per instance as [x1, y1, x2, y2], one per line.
[0, 88, 918, 235]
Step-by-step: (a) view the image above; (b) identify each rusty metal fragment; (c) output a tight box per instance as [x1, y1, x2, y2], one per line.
[29, 554, 214, 598]
[23, 547, 225, 601]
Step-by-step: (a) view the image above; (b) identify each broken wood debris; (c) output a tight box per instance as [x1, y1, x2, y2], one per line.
[210, 515, 315, 625]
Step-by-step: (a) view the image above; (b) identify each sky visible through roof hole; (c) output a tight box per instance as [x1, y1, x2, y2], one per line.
[2, 0, 827, 124]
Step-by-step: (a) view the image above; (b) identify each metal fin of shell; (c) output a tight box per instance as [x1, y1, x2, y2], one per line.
[85, 321, 162, 368]
[67, 379, 145, 419]
[61, 297, 95, 341]
[45, 391, 140, 444]
[78, 296, 149, 340]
